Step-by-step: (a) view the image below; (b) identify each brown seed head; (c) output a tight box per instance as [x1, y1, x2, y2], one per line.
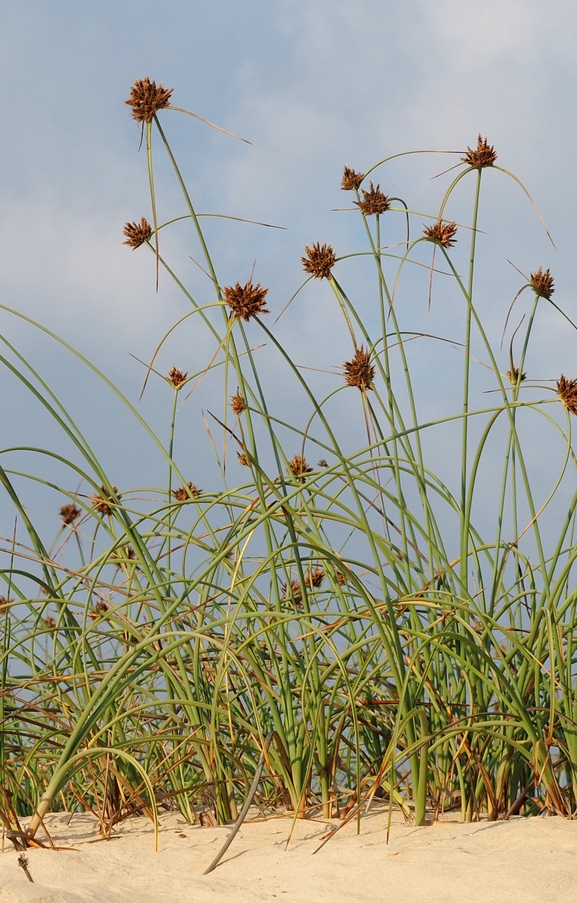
[45, 616, 56, 629]
[0, 595, 10, 614]
[301, 242, 336, 280]
[282, 578, 303, 605]
[237, 452, 249, 467]
[288, 455, 313, 482]
[305, 567, 325, 589]
[336, 571, 347, 586]
[91, 486, 120, 517]
[461, 135, 497, 168]
[354, 182, 391, 216]
[111, 546, 136, 568]
[341, 166, 365, 191]
[167, 366, 188, 388]
[530, 267, 554, 299]
[506, 367, 527, 385]
[230, 394, 247, 414]
[59, 503, 81, 526]
[423, 220, 458, 248]
[89, 600, 110, 620]
[172, 482, 201, 501]
[343, 345, 375, 391]
[317, 459, 328, 468]
[125, 78, 173, 123]
[223, 281, 269, 321]
[557, 375, 577, 415]
[123, 218, 153, 249]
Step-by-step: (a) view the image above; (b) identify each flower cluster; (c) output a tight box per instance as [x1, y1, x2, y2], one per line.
[123, 218, 152, 249]
[172, 483, 202, 501]
[341, 166, 364, 191]
[423, 220, 458, 248]
[301, 243, 336, 280]
[461, 135, 497, 168]
[224, 281, 269, 321]
[343, 346, 375, 391]
[354, 182, 390, 216]
[125, 78, 173, 123]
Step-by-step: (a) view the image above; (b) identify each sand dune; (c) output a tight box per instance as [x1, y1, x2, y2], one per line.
[1, 808, 576, 903]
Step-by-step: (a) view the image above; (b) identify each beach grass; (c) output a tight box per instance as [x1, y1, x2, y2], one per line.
[2, 78, 577, 844]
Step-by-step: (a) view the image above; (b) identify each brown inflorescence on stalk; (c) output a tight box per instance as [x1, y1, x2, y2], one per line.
[317, 459, 328, 467]
[423, 220, 458, 248]
[305, 567, 325, 589]
[556, 375, 577, 415]
[301, 243, 336, 280]
[167, 366, 188, 388]
[282, 578, 302, 605]
[123, 218, 153, 249]
[89, 600, 110, 620]
[530, 267, 554, 299]
[288, 455, 313, 481]
[343, 345, 375, 391]
[59, 503, 81, 526]
[237, 453, 249, 467]
[111, 547, 136, 568]
[461, 135, 497, 168]
[91, 486, 120, 517]
[172, 482, 202, 501]
[45, 617, 56, 629]
[354, 182, 390, 216]
[506, 367, 526, 385]
[341, 166, 365, 191]
[230, 394, 247, 414]
[0, 596, 10, 614]
[125, 78, 173, 123]
[223, 281, 269, 321]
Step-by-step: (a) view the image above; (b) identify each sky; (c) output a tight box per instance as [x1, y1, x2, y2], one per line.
[1, 0, 577, 548]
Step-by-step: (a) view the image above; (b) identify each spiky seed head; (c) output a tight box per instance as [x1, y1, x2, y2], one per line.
[89, 600, 110, 619]
[317, 459, 328, 467]
[167, 366, 188, 388]
[354, 182, 391, 216]
[305, 567, 325, 589]
[336, 571, 347, 586]
[223, 281, 269, 321]
[172, 482, 201, 501]
[59, 503, 81, 526]
[301, 243, 336, 280]
[343, 345, 375, 391]
[557, 375, 577, 415]
[230, 394, 247, 414]
[125, 78, 173, 123]
[282, 578, 303, 605]
[341, 166, 365, 191]
[0, 595, 10, 614]
[461, 135, 497, 168]
[91, 486, 120, 517]
[45, 616, 56, 629]
[530, 267, 554, 299]
[506, 367, 527, 385]
[423, 220, 458, 248]
[237, 452, 249, 466]
[288, 455, 313, 482]
[123, 218, 152, 249]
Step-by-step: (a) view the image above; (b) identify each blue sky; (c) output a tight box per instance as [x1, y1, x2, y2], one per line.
[1, 1, 577, 543]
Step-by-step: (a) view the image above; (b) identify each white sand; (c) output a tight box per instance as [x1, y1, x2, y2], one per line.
[1, 808, 576, 903]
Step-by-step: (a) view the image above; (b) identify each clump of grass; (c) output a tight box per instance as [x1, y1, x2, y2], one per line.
[2, 83, 577, 847]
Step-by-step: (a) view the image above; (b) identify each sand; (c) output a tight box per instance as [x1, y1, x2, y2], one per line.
[1, 807, 576, 903]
